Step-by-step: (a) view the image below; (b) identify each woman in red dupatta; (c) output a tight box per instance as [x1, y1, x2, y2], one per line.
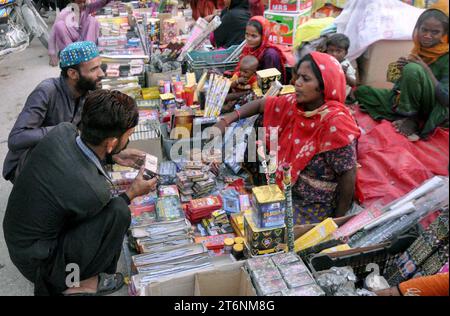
[236, 16, 287, 83]
[216, 51, 361, 224]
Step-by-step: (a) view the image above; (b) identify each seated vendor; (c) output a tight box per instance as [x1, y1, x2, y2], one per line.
[214, 52, 361, 224]
[48, 0, 113, 66]
[223, 55, 260, 113]
[355, 2, 449, 139]
[238, 16, 287, 83]
[3, 90, 157, 296]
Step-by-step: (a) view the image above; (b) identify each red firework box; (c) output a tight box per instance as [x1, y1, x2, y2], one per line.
[186, 195, 223, 223]
[269, 0, 312, 13]
[194, 233, 236, 250]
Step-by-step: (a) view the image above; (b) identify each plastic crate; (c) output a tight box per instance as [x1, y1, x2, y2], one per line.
[160, 123, 211, 161]
[186, 46, 240, 80]
[306, 235, 417, 283]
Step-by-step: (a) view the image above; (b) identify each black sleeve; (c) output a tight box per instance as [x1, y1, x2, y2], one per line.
[119, 192, 131, 205]
[105, 153, 115, 165]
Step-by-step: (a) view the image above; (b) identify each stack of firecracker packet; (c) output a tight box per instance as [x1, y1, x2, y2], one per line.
[176, 160, 220, 202]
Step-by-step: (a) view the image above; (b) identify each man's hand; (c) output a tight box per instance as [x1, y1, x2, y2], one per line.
[112, 148, 146, 169]
[49, 55, 59, 67]
[126, 167, 158, 201]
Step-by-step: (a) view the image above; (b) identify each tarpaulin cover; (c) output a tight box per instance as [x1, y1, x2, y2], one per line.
[354, 106, 449, 207]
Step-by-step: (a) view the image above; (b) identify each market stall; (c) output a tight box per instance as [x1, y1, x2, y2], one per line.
[89, 0, 449, 297]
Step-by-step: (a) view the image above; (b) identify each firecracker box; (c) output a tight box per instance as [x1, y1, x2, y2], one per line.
[244, 211, 286, 256]
[269, 0, 313, 13]
[251, 184, 286, 228]
[256, 68, 282, 94]
[264, 10, 312, 46]
[186, 195, 223, 223]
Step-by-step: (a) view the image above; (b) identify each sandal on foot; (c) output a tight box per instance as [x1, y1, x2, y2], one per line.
[64, 272, 125, 296]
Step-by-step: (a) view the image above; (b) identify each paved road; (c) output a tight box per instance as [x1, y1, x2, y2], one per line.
[0, 39, 128, 296]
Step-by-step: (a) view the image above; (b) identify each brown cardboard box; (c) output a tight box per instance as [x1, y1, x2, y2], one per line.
[194, 267, 257, 296]
[145, 258, 245, 296]
[357, 40, 413, 89]
[146, 68, 182, 88]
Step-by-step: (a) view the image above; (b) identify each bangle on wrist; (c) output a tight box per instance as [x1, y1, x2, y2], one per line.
[234, 109, 241, 121]
[220, 116, 231, 127]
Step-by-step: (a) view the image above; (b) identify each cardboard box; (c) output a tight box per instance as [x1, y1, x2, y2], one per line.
[269, 0, 312, 13]
[146, 68, 182, 88]
[357, 40, 413, 89]
[194, 266, 257, 296]
[145, 259, 247, 296]
[265, 9, 312, 46]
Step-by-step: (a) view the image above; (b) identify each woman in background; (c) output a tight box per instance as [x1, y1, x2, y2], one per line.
[212, 0, 251, 48]
[237, 16, 287, 82]
[355, 2, 449, 139]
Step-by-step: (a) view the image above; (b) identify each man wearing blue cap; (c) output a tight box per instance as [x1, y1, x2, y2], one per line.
[3, 41, 145, 183]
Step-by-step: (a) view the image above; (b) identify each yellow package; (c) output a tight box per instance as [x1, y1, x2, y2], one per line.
[280, 85, 296, 95]
[293, 17, 335, 48]
[294, 218, 338, 252]
[141, 87, 160, 100]
[320, 244, 351, 254]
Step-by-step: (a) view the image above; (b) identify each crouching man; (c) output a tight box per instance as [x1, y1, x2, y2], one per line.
[3, 90, 157, 296]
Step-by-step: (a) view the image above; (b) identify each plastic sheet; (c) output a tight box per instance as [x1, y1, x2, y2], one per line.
[354, 107, 449, 207]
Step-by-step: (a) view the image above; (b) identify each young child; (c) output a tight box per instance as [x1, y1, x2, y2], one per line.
[222, 55, 260, 113]
[230, 55, 259, 92]
[324, 33, 357, 99]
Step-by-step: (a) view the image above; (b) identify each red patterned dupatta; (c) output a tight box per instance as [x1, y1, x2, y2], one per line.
[263, 51, 361, 186]
[237, 16, 287, 81]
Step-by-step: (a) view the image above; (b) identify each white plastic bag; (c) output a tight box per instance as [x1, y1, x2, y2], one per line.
[335, 0, 424, 61]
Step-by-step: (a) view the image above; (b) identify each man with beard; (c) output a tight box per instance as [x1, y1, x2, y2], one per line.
[3, 41, 107, 182]
[3, 89, 158, 296]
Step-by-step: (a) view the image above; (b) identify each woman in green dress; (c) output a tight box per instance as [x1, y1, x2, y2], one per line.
[355, 4, 449, 139]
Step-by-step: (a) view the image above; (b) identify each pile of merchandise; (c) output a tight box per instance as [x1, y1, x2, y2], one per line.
[246, 252, 325, 296]
[85, 0, 450, 297]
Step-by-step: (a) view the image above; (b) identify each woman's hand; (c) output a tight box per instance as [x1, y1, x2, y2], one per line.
[407, 54, 428, 69]
[112, 148, 146, 169]
[126, 167, 158, 201]
[408, 53, 439, 87]
[396, 57, 409, 71]
[212, 118, 229, 136]
[204, 15, 216, 22]
[335, 167, 357, 217]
